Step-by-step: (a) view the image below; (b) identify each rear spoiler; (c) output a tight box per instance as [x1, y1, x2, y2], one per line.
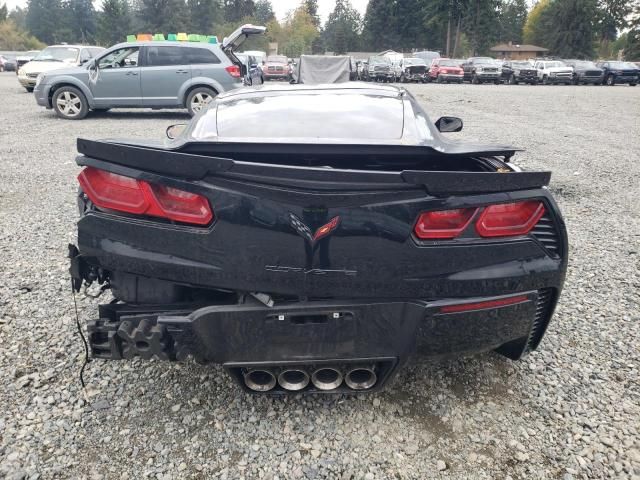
[77, 139, 551, 195]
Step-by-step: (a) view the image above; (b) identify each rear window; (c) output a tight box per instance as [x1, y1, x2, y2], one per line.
[194, 92, 404, 141]
[146, 46, 188, 66]
[188, 47, 221, 64]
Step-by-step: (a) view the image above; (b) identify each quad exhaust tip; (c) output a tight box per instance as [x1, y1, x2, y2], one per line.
[311, 367, 343, 390]
[345, 366, 377, 391]
[244, 369, 277, 392]
[278, 368, 310, 391]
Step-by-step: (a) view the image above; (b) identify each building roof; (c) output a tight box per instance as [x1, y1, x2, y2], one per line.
[490, 44, 548, 52]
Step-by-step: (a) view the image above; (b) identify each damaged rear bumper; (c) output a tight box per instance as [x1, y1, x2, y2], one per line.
[86, 289, 556, 394]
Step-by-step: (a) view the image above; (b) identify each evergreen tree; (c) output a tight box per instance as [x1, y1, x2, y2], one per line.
[26, 0, 62, 44]
[68, 0, 97, 43]
[223, 0, 254, 23]
[303, 0, 320, 28]
[137, 0, 188, 32]
[463, 0, 500, 55]
[253, 0, 274, 24]
[187, 0, 221, 33]
[625, 27, 640, 60]
[544, 0, 598, 58]
[497, 0, 527, 44]
[0, 3, 8, 22]
[97, 0, 131, 46]
[362, 0, 398, 50]
[323, 0, 361, 54]
[9, 7, 28, 30]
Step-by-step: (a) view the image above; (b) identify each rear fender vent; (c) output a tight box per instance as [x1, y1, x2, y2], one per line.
[531, 213, 562, 258]
[525, 288, 555, 353]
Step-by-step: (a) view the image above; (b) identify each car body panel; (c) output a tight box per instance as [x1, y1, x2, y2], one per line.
[596, 61, 639, 85]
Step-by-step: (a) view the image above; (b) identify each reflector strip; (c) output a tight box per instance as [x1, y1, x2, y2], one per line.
[439, 295, 529, 314]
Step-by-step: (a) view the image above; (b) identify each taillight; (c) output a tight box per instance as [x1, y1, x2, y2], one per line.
[78, 167, 213, 226]
[440, 294, 529, 314]
[414, 208, 477, 239]
[475, 201, 545, 237]
[225, 65, 241, 78]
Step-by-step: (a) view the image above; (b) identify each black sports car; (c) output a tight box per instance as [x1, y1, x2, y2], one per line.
[70, 84, 567, 394]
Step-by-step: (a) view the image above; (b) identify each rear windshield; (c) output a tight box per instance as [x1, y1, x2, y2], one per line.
[267, 55, 287, 63]
[193, 92, 404, 141]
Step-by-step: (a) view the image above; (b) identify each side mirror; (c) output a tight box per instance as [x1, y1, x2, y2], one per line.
[166, 123, 187, 139]
[435, 116, 463, 133]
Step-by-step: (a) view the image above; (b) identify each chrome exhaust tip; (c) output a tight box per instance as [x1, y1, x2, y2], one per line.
[244, 369, 277, 392]
[345, 366, 377, 390]
[311, 367, 343, 391]
[277, 368, 310, 391]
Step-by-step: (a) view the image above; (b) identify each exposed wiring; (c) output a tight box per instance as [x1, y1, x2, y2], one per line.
[71, 278, 90, 389]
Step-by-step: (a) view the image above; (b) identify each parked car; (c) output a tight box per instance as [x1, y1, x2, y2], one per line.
[397, 57, 429, 83]
[533, 60, 573, 85]
[236, 53, 264, 86]
[462, 57, 501, 84]
[428, 58, 464, 83]
[561, 60, 603, 85]
[363, 56, 394, 82]
[18, 46, 104, 92]
[0, 55, 16, 72]
[15, 50, 40, 74]
[262, 55, 291, 81]
[596, 61, 638, 86]
[69, 83, 567, 394]
[33, 24, 266, 119]
[501, 60, 537, 85]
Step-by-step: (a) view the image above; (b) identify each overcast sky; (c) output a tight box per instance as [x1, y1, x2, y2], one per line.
[4, 0, 370, 24]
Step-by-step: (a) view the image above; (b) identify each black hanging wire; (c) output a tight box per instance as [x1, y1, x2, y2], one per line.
[71, 278, 90, 388]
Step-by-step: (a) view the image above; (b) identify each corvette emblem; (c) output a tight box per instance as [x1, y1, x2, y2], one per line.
[288, 213, 341, 245]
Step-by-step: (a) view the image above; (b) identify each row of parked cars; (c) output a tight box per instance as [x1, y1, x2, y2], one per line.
[358, 54, 639, 86]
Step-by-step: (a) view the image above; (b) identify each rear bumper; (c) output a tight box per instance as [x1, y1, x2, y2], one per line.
[437, 73, 463, 81]
[87, 289, 556, 393]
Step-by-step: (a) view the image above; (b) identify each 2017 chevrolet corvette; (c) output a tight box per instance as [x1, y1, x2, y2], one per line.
[69, 83, 567, 394]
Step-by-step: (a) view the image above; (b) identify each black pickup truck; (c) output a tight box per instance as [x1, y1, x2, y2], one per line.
[70, 84, 567, 394]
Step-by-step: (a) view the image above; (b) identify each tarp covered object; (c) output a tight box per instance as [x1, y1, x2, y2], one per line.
[293, 55, 351, 84]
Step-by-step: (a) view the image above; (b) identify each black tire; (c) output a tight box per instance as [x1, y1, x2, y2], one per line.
[494, 79, 501, 85]
[436, 74, 443, 83]
[52, 86, 88, 120]
[0, 65, 4, 72]
[471, 73, 479, 85]
[606, 75, 615, 86]
[508, 74, 517, 85]
[630, 83, 637, 87]
[25, 86, 34, 92]
[186, 86, 217, 116]
[400, 74, 406, 83]
[542, 75, 549, 85]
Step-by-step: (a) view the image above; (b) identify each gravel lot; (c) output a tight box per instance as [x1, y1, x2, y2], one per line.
[0, 72, 639, 480]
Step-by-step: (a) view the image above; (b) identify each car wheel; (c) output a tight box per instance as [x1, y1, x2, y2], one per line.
[606, 75, 615, 86]
[187, 87, 216, 116]
[494, 79, 501, 85]
[0, 65, 4, 72]
[400, 74, 406, 83]
[25, 87, 34, 92]
[542, 75, 549, 85]
[436, 74, 443, 83]
[471, 74, 479, 84]
[53, 86, 88, 120]
[508, 74, 517, 85]
[630, 83, 637, 87]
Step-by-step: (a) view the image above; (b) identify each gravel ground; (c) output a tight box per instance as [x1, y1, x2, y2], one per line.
[0, 73, 639, 480]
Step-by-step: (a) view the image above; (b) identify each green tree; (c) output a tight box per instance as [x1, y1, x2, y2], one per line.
[0, 19, 46, 49]
[625, 27, 640, 60]
[463, 0, 500, 55]
[67, 0, 97, 43]
[97, 0, 131, 46]
[223, 0, 254, 23]
[253, 0, 274, 24]
[497, 0, 527, 43]
[137, 0, 189, 32]
[187, 0, 222, 33]
[522, 0, 551, 46]
[9, 7, 28, 30]
[544, 0, 598, 58]
[26, 0, 62, 44]
[274, 6, 318, 57]
[0, 3, 8, 22]
[303, 0, 320, 28]
[362, 0, 399, 50]
[323, 0, 361, 54]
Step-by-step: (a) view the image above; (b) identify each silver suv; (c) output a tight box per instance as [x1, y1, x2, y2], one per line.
[33, 24, 265, 119]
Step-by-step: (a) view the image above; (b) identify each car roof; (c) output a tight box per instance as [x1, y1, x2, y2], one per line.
[45, 44, 101, 49]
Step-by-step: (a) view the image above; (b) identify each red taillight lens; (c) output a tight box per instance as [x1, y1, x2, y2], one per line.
[146, 184, 213, 225]
[475, 201, 545, 238]
[78, 167, 213, 226]
[414, 208, 477, 239]
[78, 167, 147, 214]
[225, 65, 241, 78]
